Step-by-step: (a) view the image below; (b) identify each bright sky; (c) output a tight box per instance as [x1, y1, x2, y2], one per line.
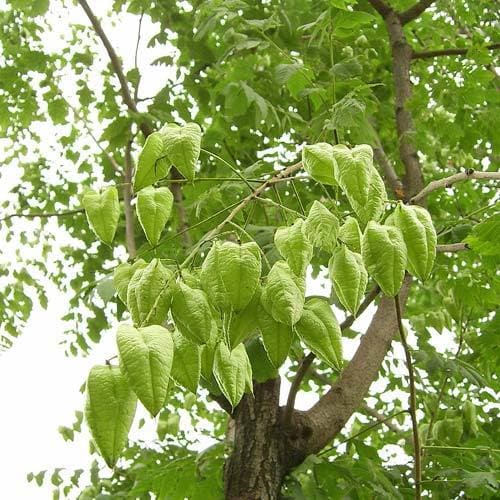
[0, 1, 425, 498]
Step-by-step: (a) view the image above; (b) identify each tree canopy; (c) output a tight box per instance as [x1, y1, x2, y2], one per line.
[1, 0, 499, 498]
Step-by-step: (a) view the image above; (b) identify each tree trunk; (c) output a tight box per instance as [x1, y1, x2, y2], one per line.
[224, 378, 287, 500]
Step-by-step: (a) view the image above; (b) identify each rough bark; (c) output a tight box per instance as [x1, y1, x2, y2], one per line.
[224, 378, 286, 500]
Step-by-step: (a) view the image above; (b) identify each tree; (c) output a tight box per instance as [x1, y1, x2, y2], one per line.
[2, 0, 499, 498]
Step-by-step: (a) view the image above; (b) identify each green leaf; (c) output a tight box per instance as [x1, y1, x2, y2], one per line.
[159, 122, 202, 181]
[171, 282, 213, 344]
[136, 186, 174, 246]
[275, 218, 313, 276]
[329, 245, 368, 316]
[258, 305, 294, 368]
[339, 216, 362, 253]
[295, 298, 343, 370]
[464, 213, 500, 256]
[228, 288, 261, 348]
[391, 203, 437, 281]
[85, 365, 137, 468]
[261, 261, 305, 326]
[82, 187, 120, 245]
[213, 342, 252, 409]
[171, 329, 201, 394]
[304, 200, 340, 253]
[361, 222, 407, 297]
[113, 260, 147, 305]
[133, 132, 170, 192]
[127, 259, 175, 326]
[201, 241, 262, 311]
[116, 324, 173, 416]
[245, 337, 278, 383]
[333, 144, 386, 225]
[302, 143, 337, 185]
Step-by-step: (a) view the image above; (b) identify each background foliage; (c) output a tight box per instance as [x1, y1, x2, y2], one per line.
[1, 0, 498, 498]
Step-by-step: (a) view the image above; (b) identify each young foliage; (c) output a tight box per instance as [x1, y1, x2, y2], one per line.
[214, 342, 252, 409]
[201, 241, 261, 311]
[171, 282, 213, 344]
[136, 186, 174, 246]
[261, 260, 305, 326]
[258, 305, 294, 368]
[339, 216, 362, 253]
[127, 259, 175, 327]
[170, 329, 201, 394]
[133, 132, 170, 192]
[329, 245, 368, 316]
[82, 187, 120, 245]
[159, 122, 202, 181]
[302, 143, 337, 185]
[227, 289, 261, 348]
[116, 324, 173, 417]
[85, 365, 137, 468]
[274, 218, 313, 276]
[304, 201, 340, 253]
[361, 222, 407, 297]
[391, 203, 437, 281]
[295, 298, 343, 370]
[113, 260, 147, 304]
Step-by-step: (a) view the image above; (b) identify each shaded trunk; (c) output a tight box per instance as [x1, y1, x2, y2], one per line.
[224, 378, 287, 500]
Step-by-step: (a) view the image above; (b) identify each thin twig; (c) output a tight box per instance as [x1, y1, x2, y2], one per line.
[412, 43, 500, 60]
[133, 11, 144, 101]
[1, 208, 84, 222]
[123, 140, 137, 257]
[436, 243, 469, 253]
[395, 294, 421, 500]
[410, 170, 500, 203]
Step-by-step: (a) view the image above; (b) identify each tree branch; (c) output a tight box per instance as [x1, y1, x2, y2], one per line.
[367, 0, 393, 18]
[123, 140, 137, 257]
[302, 276, 412, 455]
[395, 294, 421, 499]
[284, 286, 381, 427]
[373, 145, 405, 199]
[412, 43, 500, 60]
[77, 0, 153, 137]
[410, 170, 500, 203]
[399, 0, 435, 25]
[1, 208, 84, 222]
[436, 243, 469, 253]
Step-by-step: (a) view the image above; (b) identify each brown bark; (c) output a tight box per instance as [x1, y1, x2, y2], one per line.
[224, 378, 286, 500]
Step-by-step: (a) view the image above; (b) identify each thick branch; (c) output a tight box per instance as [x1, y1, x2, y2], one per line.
[412, 43, 500, 60]
[399, 0, 435, 25]
[302, 276, 412, 455]
[410, 170, 500, 203]
[284, 286, 381, 426]
[367, 0, 392, 18]
[123, 142, 137, 257]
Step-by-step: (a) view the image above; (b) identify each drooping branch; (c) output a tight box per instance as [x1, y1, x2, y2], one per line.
[412, 43, 500, 60]
[399, 0, 435, 25]
[302, 276, 412, 455]
[410, 170, 500, 203]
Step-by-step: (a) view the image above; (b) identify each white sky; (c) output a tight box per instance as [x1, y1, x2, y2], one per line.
[0, 1, 424, 498]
